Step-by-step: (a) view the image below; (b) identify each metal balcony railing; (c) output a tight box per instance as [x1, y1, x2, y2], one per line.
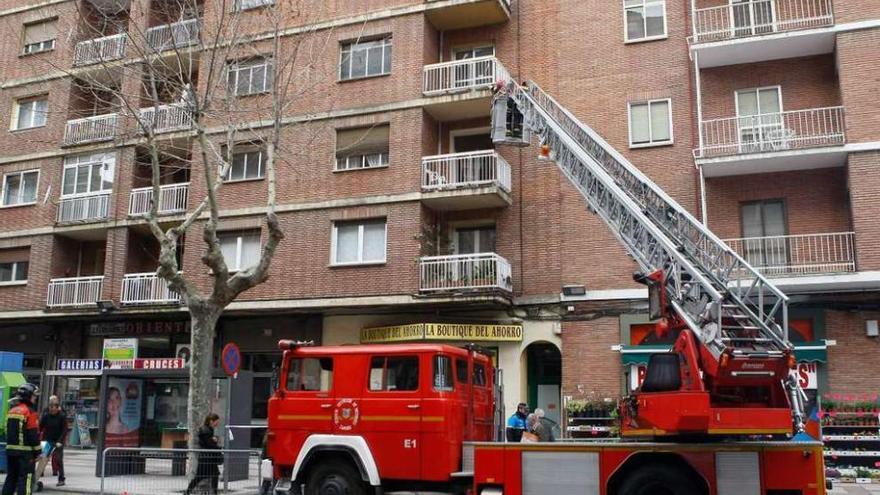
[423, 56, 509, 95]
[74, 33, 127, 66]
[692, 0, 834, 44]
[121, 272, 181, 305]
[47, 276, 104, 308]
[129, 182, 189, 216]
[695, 106, 845, 159]
[138, 103, 193, 133]
[145, 18, 201, 52]
[63, 113, 119, 145]
[723, 232, 855, 276]
[420, 253, 512, 292]
[57, 192, 111, 223]
[422, 150, 511, 192]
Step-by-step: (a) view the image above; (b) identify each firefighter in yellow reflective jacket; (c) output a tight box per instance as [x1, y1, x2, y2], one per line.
[3, 383, 40, 495]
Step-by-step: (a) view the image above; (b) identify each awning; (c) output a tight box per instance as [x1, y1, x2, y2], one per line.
[619, 341, 828, 366]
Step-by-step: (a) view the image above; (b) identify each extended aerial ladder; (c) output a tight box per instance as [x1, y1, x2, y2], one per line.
[490, 80, 807, 437]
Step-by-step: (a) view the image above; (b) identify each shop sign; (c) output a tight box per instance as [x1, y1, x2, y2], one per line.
[103, 338, 138, 360]
[104, 358, 185, 370]
[88, 320, 190, 336]
[629, 362, 819, 390]
[57, 359, 104, 371]
[360, 323, 524, 344]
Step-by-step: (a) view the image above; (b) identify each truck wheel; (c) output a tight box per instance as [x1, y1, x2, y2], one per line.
[617, 465, 702, 495]
[304, 460, 367, 495]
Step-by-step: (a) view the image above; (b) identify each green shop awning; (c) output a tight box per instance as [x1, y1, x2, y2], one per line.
[620, 342, 827, 366]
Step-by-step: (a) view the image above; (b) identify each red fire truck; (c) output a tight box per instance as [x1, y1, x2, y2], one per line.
[266, 78, 827, 494]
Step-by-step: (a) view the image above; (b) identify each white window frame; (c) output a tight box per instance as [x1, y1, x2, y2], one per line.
[226, 146, 266, 182]
[2, 170, 39, 207]
[235, 0, 274, 11]
[21, 20, 56, 55]
[339, 37, 393, 81]
[735, 85, 783, 118]
[623, 0, 668, 43]
[219, 230, 262, 272]
[227, 58, 273, 96]
[334, 152, 389, 171]
[61, 152, 115, 198]
[0, 260, 28, 286]
[330, 219, 387, 266]
[735, 86, 783, 151]
[12, 95, 48, 130]
[627, 98, 674, 148]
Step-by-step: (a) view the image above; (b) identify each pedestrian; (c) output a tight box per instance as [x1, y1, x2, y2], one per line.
[2, 383, 41, 495]
[505, 403, 529, 442]
[184, 413, 222, 495]
[39, 395, 69, 486]
[521, 414, 540, 443]
[533, 408, 554, 442]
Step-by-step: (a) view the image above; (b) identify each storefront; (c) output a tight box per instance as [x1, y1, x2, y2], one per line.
[331, 316, 562, 426]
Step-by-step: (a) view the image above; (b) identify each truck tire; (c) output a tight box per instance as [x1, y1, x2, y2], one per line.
[304, 459, 368, 495]
[617, 465, 702, 495]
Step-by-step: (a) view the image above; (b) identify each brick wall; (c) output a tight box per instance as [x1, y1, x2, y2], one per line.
[825, 309, 880, 394]
[847, 151, 880, 270]
[837, 28, 880, 144]
[561, 317, 623, 400]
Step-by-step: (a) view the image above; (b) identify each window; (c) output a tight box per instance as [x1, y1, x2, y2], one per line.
[455, 358, 469, 384]
[331, 219, 386, 265]
[433, 355, 454, 391]
[22, 20, 56, 55]
[61, 153, 114, 196]
[227, 58, 273, 96]
[13, 96, 48, 130]
[740, 200, 787, 269]
[454, 226, 496, 254]
[736, 87, 783, 152]
[335, 125, 390, 171]
[2, 171, 38, 206]
[453, 46, 496, 87]
[340, 37, 392, 80]
[473, 363, 487, 387]
[219, 230, 261, 271]
[235, 0, 274, 10]
[369, 356, 419, 391]
[628, 99, 672, 147]
[0, 261, 28, 284]
[286, 358, 333, 392]
[226, 145, 265, 181]
[624, 0, 666, 42]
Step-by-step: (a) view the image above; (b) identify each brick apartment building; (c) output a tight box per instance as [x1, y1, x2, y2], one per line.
[0, 0, 878, 436]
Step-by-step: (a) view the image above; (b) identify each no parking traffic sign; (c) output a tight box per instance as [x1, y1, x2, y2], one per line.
[221, 343, 241, 378]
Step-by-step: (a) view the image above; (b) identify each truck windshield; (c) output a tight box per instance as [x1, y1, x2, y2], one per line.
[287, 358, 333, 392]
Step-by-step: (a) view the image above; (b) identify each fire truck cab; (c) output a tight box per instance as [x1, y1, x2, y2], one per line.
[267, 341, 495, 494]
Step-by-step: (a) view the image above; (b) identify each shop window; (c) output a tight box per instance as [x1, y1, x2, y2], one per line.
[339, 36, 392, 81]
[473, 363, 487, 387]
[334, 124, 389, 171]
[286, 358, 333, 392]
[455, 358, 469, 384]
[368, 356, 419, 392]
[433, 355, 454, 391]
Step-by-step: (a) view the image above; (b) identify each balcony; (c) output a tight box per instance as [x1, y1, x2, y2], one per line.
[724, 232, 855, 277]
[57, 192, 111, 223]
[129, 183, 189, 216]
[63, 113, 119, 146]
[138, 103, 193, 134]
[145, 18, 200, 52]
[46, 276, 104, 308]
[121, 272, 181, 305]
[424, 0, 511, 30]
[74, 33, 127, 66]
[420, 253, 512, 293]
[421, 150, 512, 210]
[695, 106, 847, 176]
[691, 0, 835, 67]
[422, 57, 508, 121]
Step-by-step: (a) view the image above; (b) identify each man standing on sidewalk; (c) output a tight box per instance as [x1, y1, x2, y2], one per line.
[39, 396, 68, 487]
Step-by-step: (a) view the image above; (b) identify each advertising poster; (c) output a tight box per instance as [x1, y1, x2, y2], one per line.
[103, 338, 138, 360]
[75, 414, 92, 448]
[105, 377, 143, 447]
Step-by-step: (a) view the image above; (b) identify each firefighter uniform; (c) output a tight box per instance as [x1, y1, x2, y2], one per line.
[3, 398, 41, 495]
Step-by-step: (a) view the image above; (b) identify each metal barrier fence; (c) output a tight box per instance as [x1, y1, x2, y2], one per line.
[100, 447, 262, 495]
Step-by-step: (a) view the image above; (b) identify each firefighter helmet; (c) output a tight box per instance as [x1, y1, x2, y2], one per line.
[16, 383, 38, 401]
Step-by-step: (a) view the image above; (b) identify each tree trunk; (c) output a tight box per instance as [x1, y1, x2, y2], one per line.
[187, 308, 220, 451]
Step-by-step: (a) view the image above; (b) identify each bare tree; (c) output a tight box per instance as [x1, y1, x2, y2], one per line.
[17, 0, 335, 449]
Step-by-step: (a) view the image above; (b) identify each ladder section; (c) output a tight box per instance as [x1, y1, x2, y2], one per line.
[492, 81, 790, 359]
